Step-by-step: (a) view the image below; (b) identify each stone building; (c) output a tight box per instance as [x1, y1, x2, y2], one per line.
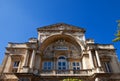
[0, 23, 120, 81]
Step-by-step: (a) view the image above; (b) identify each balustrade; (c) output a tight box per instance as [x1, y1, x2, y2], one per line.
[40, 69, 92, 76]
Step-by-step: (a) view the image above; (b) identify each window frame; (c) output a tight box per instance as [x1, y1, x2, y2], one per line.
[13, 61, 20, 68]
[104, 62, 112, 72]
[43, 61, 53, 70]
[72, 62, 81, 70]
[57, 56, 67, 70]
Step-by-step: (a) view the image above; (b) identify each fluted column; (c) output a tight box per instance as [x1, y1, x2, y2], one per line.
[89, 50, 94, 68]
[30, 50, 36, 69]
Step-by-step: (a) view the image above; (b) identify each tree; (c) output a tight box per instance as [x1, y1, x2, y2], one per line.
[113, 20, 120, 42]
[62, 78, 82, 81]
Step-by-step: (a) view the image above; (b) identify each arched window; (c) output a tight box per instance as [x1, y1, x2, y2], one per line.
[57, 56, 67, 70]
[58, 56, 65, 60]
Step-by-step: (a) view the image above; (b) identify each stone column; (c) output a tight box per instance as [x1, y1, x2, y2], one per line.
[70, 61, 73, 74]
[38, 32, 41, 45]
[95, 50, 102, 72]
[53, 57, 57, 75]
[95, 50, 101, 67]
[23, 50, 29, 72]
[82, 55, 87, 69]
[23, 50, 29, 66]
[30, 50, 36, 69]
[89, 50, 94, 69]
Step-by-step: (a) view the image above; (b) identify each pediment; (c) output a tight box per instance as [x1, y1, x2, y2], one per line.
[37, 23, 85, 32]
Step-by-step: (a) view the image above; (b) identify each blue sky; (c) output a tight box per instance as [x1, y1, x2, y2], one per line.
[0, 0, 120, 64]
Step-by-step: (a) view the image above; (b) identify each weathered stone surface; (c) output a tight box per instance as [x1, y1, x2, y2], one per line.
[0, 23, 120, 81]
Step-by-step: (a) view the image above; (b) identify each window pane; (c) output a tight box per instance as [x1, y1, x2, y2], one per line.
[63, 62, 66, 66]
[73, 67, 76, 70]
[73, 62, 75, 66]
[44, 67, 47, 70]
[72, 62, 81, 70]
[63, 67, 66, 70]
[58, 67, 61, 70]
[16, 61, 19, 66]
[48, 67, 51, 70]
[77, 67, 80, 70]
[48, 62, 51, 66]
[58, 62, 61, 66]
[43, 62, 53, 70]
[76, 62, 79, 66]
[44, 62, 47, 66]
[13, 61, 20, 67]
[59, 57, 65, 59]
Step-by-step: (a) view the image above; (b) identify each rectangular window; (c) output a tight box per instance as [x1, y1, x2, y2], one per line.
[12, 61, 20, 73]
[13, 61, 20, 67]
[104, 62, 111, 72]
[72, 62, 80, 70]
[58, 61, 67, 70]
[43, 62, 53, 70]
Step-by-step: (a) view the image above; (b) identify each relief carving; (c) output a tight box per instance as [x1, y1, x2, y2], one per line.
[43, 39, 81, 58]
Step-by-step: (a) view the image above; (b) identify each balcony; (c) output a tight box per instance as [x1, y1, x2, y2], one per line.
[40, 69, 92, 76]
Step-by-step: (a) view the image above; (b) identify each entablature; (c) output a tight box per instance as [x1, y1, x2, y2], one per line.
[87, 44, 115, 50]
[7, 42, 29, 48]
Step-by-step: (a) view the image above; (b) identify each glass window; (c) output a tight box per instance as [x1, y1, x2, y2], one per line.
[72, 62, 80, 70]
[77, 62, 79, 66]
[59, 67, 61, 70]
[44, 62, 47, 66]
[48, 62, 51, 66]
[63, 62, 66, 66]
[58, 61, 67, 70]
[73, 67, 76, 70]
[59, 56, 65, 59]
[58, 56, 67, 70]
[58, 62, 61, 66]
[73, 62, 76, 66]
[13, 61, 20, 67]
[43, 62, 53, 70]
[63, 67, 66, 70]
[77, 67, 80, 70]
[104, 62, 111, 72]
[44, 65, 47, 69]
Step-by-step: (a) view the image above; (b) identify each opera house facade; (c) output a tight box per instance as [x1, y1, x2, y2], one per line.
[0, 23, 120, 81]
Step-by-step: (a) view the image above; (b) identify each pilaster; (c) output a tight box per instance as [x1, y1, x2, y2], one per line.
[88, 50, 94, 69]
[22, 50, 29, 73]
[29, 49, 36, 72]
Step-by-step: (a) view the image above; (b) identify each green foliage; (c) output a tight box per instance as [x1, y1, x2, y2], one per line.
[113, 30, 120, 42]
[113, 21, 120, 42]
[62, 78, 82, 81]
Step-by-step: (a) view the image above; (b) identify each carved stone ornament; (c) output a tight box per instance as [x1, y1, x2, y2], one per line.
[43, 39, 80, 58]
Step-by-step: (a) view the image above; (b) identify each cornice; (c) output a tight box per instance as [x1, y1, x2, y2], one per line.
[37, 23, 86, 33]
